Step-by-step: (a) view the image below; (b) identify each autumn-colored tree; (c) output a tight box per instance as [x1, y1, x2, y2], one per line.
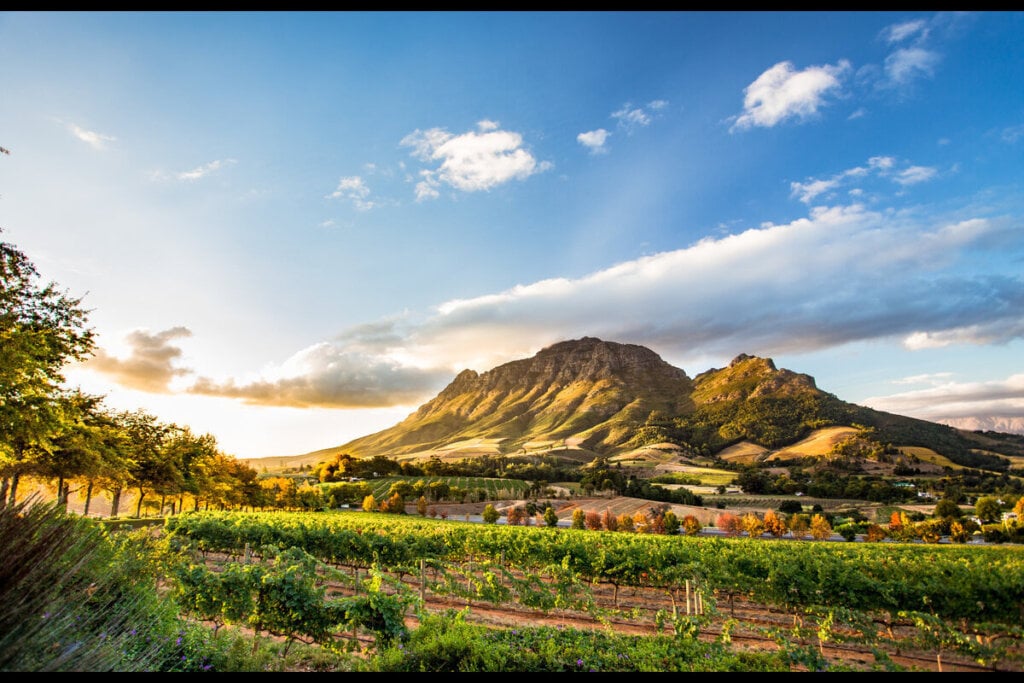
[1013, 497, 1024, 517]
[632, 511, 650, 533]
[616, 513, 635, 532]
[416, 495, 428, 517]
[361, 494, 376, 512]
[647, 510, 666, 535]
[762, 510, 787, 537]
[681, 515, 702, 536]
[809, 514, 833, 540]
[949, 520, 971, 544]
[716, 512, 742, 537]
[888, 510, 905, 531]
[741, 513, 765, 538]
[543, 506, 559, 528]
[788, 513, 810, 540]
[601, 509, 618, 532]
[865, 524, 887, 542]
[506, 506, 525, 526]
[584, 510, 602, 531]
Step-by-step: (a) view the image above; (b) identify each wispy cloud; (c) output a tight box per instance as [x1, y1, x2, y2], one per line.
[176, 158, 236, 181]
[789, 155, 934, 204]
[891, 372, 954, 385]
[67, 123, 116, 150]
[577, 128, 610, 154]
[881, 19, 928, 44]
[611, 99, 668, 134]
[1002, 124, 1024, 144]
[730, 60, 850, 131]
[401, 120, 551, 201]
[326, 175, 377, 211]
[884, 47, 941, 86]
[85, 327, 193, 392]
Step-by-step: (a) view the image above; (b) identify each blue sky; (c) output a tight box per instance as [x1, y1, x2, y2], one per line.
[2, 11, 1023, 458]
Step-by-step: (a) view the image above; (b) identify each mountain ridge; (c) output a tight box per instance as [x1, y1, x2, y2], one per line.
[253, 337, 1023, 472]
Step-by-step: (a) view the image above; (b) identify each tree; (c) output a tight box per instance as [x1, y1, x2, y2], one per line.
[932, 499, 963, 519]
[975, 496, 1002, 524]
[716, 512, 742, 537]
[763, 509, 787, 537]
[570, 508, 585, 529]
[482, 503, 499, 524]
[543, 506, 558, 528]
[1, 231, 94, 507]
[809, 514, 833, 540]
[662, 510, 680, 535]
[601, 509, 617, 532]
[583, 510, 600, 530]
[681, 514, 701, 536]
[362, 494, 377, 512]
[506, 506, 525, 526]
[416, 495, 428, 517]
[741, 513, 765, 538]
[788, 513, 810, 540]
[616, 513, 635, 532]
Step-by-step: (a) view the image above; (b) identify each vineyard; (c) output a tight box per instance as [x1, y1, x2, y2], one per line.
[163, 510, 1024, 672]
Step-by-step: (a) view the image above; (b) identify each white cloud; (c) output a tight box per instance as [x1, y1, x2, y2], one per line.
[68, 123, 116, 150]
[401, 120, 550, 200]
[577, 128, 610, 154]
[327, 175, 377, 210]
[881, 19, 928, 44]
[176, 158, 236, 181]
[884, 47, 940, 85]
[731, 60, 850, 131]
[895, 165, 937, 185]
[647, 99, 669, 110]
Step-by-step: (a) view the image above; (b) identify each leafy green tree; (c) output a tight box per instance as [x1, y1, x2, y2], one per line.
[932, 498, 963, 519]
[662, 509, 680, 535]
[482, 503, 499, 524]
[571, 508, 585, 529]
[543, 506, 558, 528]
[975, 496, 1002, 524]
[0, 231, 94, 506]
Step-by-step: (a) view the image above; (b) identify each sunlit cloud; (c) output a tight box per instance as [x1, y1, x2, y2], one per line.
[188, 343, 449, 408]
[401, 120, 551, 201]
[730, 60, 850, 131]
[85, 327, 193, 393]
[895, 165, 938, 185]
[611, 100, 668, 134]
[577, 128, 610, 154]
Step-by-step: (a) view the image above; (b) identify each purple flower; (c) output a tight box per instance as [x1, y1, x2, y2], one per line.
[577, 659, 584, 667]
[176, 637, 182, 646]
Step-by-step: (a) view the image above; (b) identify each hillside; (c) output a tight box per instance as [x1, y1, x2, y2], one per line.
[280, 337, 1022, 474]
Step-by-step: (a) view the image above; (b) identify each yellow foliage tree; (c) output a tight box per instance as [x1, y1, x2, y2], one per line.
[741, 513, 765, 538]
[617, 513, 635, 532]
[682, 515, 702, 536]
[763, 510, 787, 537]
[809, 514, 832, 540]
[362, 494, 376, 512]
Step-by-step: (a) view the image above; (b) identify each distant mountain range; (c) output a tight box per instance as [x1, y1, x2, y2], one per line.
[260, 337, 1024, 471]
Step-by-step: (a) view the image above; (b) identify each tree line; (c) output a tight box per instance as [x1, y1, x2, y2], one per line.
[0, 230, 263, 517]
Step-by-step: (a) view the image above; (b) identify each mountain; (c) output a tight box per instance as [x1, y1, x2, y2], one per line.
[290, 337, 1023, 471]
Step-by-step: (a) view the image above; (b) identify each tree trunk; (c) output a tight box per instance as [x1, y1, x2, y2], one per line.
[83, 481, 94, 516]
[194, 498, 200, 512]
[8, 472, 20, 506]
[0, 477, 8, 508]
[56, 476, 67, 510]
[135, 488, 146, 518]
[159, 494, 166, 516]
[110, 486, 122, 517]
